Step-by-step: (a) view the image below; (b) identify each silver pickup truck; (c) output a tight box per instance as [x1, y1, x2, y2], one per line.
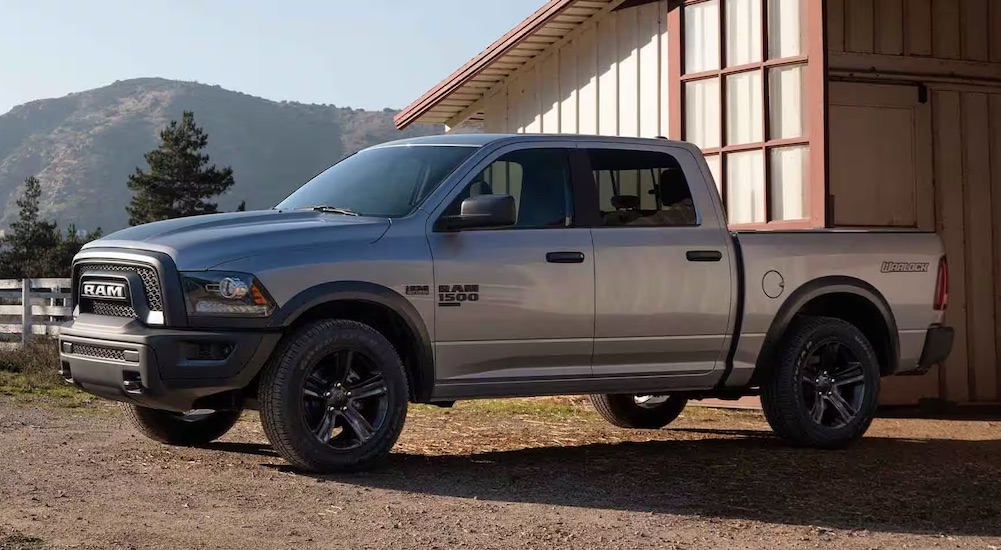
[58, 134, 953, 473]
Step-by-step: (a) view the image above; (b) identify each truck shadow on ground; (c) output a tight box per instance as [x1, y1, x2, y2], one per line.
[280, 429, 1001, 537]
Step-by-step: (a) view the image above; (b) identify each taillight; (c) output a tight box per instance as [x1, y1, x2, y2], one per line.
[934, 256, 949, 311]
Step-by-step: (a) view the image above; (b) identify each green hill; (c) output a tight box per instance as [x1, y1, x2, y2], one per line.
[0, 78, 441, 232]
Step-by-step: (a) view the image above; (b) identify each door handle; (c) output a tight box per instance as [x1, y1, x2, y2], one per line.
[686, 250, 723, 262]
[546, 251, 586, 264]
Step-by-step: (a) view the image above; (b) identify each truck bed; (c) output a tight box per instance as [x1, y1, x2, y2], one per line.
[726, 229, 945, 387]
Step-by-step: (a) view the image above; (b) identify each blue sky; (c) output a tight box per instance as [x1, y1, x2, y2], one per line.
[0, 0, 542, 115]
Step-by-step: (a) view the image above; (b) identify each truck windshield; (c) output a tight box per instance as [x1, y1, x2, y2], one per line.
[276, 145, 478, 217]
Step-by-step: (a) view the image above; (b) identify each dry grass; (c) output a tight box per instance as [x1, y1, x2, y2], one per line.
[0, 339, 95, 406]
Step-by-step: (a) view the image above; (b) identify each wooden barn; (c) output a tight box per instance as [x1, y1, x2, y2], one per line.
[396, 0, 1001, 406]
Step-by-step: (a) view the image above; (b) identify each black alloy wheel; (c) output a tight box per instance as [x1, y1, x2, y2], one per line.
[302, 348, 390, 449]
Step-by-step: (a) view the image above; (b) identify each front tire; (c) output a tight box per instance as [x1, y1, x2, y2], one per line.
[589, 394, 689, 429]
[120, 404, 241, 446]
[760, 316, 880, 449]
[259, 319, 409, 473]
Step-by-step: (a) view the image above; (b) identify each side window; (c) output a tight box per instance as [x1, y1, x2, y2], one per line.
[444, 148, 573, 229]
[585, 148, 698, 227]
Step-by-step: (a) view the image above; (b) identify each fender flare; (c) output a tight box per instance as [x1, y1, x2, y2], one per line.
[759, 276, 900, 375]
[268, 281, 435, 402]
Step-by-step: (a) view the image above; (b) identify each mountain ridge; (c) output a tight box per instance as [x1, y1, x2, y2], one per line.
[0, 78, 442, 232]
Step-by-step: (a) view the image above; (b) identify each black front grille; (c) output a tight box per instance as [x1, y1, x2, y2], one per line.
[77, 262, 163, 316]
[72, 344, 127, 362]
[88, 301, 138, 318]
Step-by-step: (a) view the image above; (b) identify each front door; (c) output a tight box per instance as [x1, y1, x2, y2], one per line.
[428, 145, 595, 392]
[581, 144, 733, 380]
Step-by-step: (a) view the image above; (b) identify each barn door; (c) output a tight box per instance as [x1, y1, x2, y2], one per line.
[829, 82, 934, 230]
[829, 81, 938, 405]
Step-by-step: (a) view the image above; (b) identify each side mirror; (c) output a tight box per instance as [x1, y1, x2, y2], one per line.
[440, 194, 517, 230]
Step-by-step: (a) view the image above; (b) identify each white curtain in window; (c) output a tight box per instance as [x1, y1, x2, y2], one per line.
[768, 64, 806, 139]
[770, 145, 809, 220]
[725, 0, 762, 67]
[685, 0, 720, 73]
[685, 78, 721, 149]
[726, 70, 763, 145]
[705, 154, 722, 195]
[726, 150, 765, 224]
[768, 0, 804, 59]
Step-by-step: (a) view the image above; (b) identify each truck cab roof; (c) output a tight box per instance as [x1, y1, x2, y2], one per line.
[372, 133, 695, 150]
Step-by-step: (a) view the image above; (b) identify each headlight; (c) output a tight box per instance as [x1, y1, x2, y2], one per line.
[181, 272, 276, 317]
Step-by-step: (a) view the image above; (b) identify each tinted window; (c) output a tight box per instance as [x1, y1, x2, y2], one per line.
[445, 148, 573, 229]
[584, 149, 698, 227]
[277, 145, 477, 217]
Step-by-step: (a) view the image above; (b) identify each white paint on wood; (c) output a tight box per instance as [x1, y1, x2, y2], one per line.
[617, 6, 640, 137]
[0, 278, 73, 345]
[540, 52, 561, 132]
[481, 1, 671, 138]
[577, 25, 599, 134]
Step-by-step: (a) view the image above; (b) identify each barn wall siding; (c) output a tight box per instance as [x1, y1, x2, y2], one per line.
[829, 0, 1001, 62]
[482, 1, 670, 137]
[828, 1, 1001, 404]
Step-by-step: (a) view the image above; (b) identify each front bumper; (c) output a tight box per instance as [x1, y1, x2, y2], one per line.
[59, 315, 281, 412]
[906, 324, 954, 376]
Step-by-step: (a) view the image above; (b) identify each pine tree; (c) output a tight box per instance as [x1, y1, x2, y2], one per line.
[51, 224, 103, 275]
[0, 177, 100, 278]
[0, 177, 60, 278]
[126, 111, 235, 226]
[236, 200, 246, 212]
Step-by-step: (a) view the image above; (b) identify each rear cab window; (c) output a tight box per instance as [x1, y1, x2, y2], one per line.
[582, 148, 699, 227]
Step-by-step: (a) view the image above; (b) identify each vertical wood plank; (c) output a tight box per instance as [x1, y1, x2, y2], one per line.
[934, 90, 970, 403]
[540, 51, 561, 134]
[597, 16, 619, 135]
[522, 65, 541, 133]
[667, 2, 682, 140]
[577, 25, 599, 135]
[482, 88, 502, 133]
[559, 39, 579, 134]
[660, 0, 671, 137]
[846, 0, 875, 53]
[961, 0, 990, 61]
[638, 1, 662, 137]
[914, 100, 937, 231]
[618, 7, 640, 137]
[906, 0, 933, 56]
[991, 93, 1001, 402]
[961, 92, 996, 401]
[827, 0, 846, 53]
[932, 0, 963, 59]
[21, 279, 31, 347]
[990, 0, 1001, 62]
[807, 0, 827, 227]
[875, 0, 904, 54]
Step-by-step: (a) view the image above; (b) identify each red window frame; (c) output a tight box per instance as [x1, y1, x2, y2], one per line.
[668, 0, 827, 230]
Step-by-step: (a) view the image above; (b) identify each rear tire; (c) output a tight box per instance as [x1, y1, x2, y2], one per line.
[589, 394, 689, 429]
[120, 404, 241, 446]
[259, 319, 409, 473]
[760, 316, 880, 449]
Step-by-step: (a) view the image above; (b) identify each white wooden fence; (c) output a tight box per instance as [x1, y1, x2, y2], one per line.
[0, 278, 73, 345]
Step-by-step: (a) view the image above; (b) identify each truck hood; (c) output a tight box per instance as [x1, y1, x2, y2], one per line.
[84, 210, 392, 271]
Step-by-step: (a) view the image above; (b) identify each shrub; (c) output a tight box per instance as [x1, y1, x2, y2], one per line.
[0, 338, 66, 394]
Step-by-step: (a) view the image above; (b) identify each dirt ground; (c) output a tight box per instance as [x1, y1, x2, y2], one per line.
[1, 396, 999, 550]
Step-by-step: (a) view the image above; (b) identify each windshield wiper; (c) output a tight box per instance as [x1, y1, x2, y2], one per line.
[305, 205, 360, 216]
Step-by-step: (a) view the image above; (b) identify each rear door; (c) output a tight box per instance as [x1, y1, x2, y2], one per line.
[427, 144, 595, 389]
[579, 143, 733, 379]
